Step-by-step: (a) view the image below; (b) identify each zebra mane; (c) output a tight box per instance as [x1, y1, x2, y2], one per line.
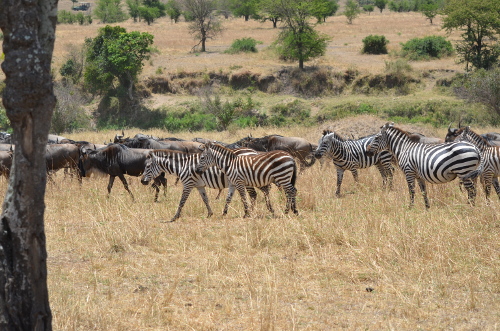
[322, 130, 346, 142]
[384, 124, 411, 139]
[460, 127, 492, 147]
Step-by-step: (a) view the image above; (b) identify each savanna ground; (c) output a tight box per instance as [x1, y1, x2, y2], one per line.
[3, 3, 500, 330]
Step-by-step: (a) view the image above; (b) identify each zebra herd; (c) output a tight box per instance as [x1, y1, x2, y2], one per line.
[136, 122, 499, 221]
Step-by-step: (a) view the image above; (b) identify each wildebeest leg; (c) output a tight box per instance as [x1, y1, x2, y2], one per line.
[171, 183, 195, 221]
[152, 174, 167, 202]
[116, 174, 134, 201]
[196, 187, 213, 218]
[416, 178, 429, 208]
[107, 175, 115, 197]
[257, 185, 274, 214]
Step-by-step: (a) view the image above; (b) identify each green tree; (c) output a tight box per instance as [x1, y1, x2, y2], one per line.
[421, 2, 438, 24]
[166, 0, 182, 22]
[272, 0, 330, 70]
[230, 0, 260, 21]
[184, 0, 223, 52]
[311, 0, 339, 23]
[258, 0, 281, 28]
[344, 0, 361, 24]
[442, 0, 500, 70]
[84, 25, 154, 99]
[363, 4, 374, 15]
[374, 0, 387, 13]
[94, 0, 128, 23]
[126, 0, 141, 22]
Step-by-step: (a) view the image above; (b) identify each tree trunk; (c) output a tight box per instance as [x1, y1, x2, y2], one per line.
[0, 0, 58, 330]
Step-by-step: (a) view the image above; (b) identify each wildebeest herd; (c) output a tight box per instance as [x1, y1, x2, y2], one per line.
[1, 122, 499, 221]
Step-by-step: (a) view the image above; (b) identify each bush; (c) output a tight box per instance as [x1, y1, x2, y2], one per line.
[453, 67, 500, 116]
[269, 100, 312, 126]
[400, 35, 454, 60]
[362, 35, 389, 54]
[52, 82, 92, 134]
[225, 37, 262, 54]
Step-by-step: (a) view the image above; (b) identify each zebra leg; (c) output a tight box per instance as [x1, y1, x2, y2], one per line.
[257, 185, 274, 214]
[196, 187, 213, 218]
[152, 181, 160, 202]
[376, 163, 388, 189]
[462, 178, 477, 206]
[247, 187, 258, 208]
[416, 178, 429, 209]
[171, 184, 195, 221]
[335, 167, 345, 197]
[405, 175, 417, 207]
[282, 184, 298, 215]
[235, 183, 251, 217]
[223, 185, 236, 215]
[481, 173, 493, 203]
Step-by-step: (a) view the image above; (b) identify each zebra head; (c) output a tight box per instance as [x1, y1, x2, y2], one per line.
[315, 131, 334, 159]
[195, 143, 214, 174]
[141, 152, 162, 185]
[366, 122, 393, 156]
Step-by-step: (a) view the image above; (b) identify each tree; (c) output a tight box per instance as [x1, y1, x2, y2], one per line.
[344, 0, 361, 24]
[94, 0, 128, 23]
[126, 0, 141, 22]
[363, 4, 374, 15]
[442, 0, 500, 71]
[258, 0, 281, 28]
[84, 25, 154, 99]
[229, 0, 260, 21]
[0, 0, 57, 329]
[272, 0, 330, 70]
[374, 0, 387, 13]
[183, 0, 223, 52]
[311, 0, 339, 23]
[166, 0, 182, 22]
[421, 2, 438, 24]
[455, 67, 500, 116]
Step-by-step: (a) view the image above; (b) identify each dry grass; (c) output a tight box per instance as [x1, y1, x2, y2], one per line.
[11, 122, 493, 330]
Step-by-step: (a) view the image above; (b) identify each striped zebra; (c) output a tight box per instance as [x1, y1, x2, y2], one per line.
[314, 130, 394, 197]
[195, 142, 298, 217]
[141, 148, 266, 222]
[366, 122, 482, 208]
[455, 126, 500, 201]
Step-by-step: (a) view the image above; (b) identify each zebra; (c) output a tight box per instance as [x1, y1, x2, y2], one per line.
[140, 148, 265, 222]
[366, 122, 482, 208]
[195, 142, 298, 217]
[454, 126, 500, 202]
[314, 130, 394, 197]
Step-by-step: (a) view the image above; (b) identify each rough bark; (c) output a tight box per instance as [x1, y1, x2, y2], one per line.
[0, 0, 58, 329]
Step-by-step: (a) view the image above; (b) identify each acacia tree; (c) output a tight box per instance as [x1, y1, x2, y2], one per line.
[0, 0, 57, 329]
[273, 0, 330, 70]
[374, 0, 387, 13]
[421, 2, 438, 24]
[442, 0, 500, 71]
[344, 0, 361, 24]
[183, 0, 223, 52]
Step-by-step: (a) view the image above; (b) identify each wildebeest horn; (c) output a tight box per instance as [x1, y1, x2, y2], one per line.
[448, 123, 452, 131]
[458, 118, 462, 128]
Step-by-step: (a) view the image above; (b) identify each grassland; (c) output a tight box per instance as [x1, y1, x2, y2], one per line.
[2, 4, 500, 330]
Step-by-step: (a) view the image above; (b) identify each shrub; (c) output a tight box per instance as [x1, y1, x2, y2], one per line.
[400, 35, 454, 60]
[453, 67, 500, 116]
[362, 35, 389, 54]
[269, 100, 312, 126]
[225, 37, 262, 54]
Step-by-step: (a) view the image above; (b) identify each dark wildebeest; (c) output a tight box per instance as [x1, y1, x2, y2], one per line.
[446, 123, 500, 146]
[237, 134, 316, 170]
[78, 144, 167, 201]
[407, 132, 444, 144]
[117, 135, 203, 153]
[0, 150, 13, 178]
[45, 143, 81, 181]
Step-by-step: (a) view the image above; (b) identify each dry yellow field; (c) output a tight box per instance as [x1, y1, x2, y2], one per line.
[16, 119, 497, 330]
[2, 4, 499, 330]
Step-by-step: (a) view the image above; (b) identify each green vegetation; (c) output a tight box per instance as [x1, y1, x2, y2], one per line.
[361, 35, 389, 54]
[184, 0, 223, 52]
[225, 37, 262, 54]
[400, 35, 453, 60]
[344, 0, 361, 24]
[94, 0, 128, 23]
[442, 0, 500, 71]
[57, 10, 93, 24]
[453, 67, 500, 116]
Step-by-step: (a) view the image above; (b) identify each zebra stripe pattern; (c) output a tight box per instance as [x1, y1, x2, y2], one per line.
[195, 143, 298, 217]
[455, 126, 500, 201]
[314, 130, 394, 196]
[367, 122, 482, 208]
[141, 148, 265, 221]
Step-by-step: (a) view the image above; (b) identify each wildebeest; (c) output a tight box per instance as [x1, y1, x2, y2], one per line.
[407, 132, 444, 144]
[446, 124, 500, 146]
[237, 134, 316, 169]
[116, 135, 203, 153]
[0, 150, 13, 178]
[78, 144, 167, 201]
[45, 143, 81, 181]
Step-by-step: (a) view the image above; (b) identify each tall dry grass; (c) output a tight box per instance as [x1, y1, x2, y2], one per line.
[8, 124, 496, 330]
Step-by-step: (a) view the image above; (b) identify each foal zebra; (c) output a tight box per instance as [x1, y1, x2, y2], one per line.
[195, 143, 298, 217]
[455, 126, 500, 201]
[314, 130, 394, 197]
[140, 148, 263, 222]
[367, 122, 482, 208]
